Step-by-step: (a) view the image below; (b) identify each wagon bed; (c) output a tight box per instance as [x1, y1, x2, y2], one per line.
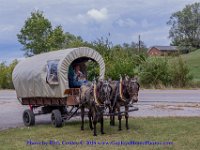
[21, 88, 80, 106]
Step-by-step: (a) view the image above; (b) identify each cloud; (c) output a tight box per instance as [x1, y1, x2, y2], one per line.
[0, 25, 15, 32]
[115, 18, 137, 28]
[0, 45, 24, 64]
[131, 26, 171, 47]
[0, 0, 199, 62]
[141, 19, 153, 28]
[87, 8, 108, 22]
[0, 24, 17, 44]
[0, 57, 25, 65]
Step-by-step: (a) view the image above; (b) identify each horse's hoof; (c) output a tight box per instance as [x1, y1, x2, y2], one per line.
[110, 123, 115, 126]
[126, 128, 130, 130]
[101, 132, 105, 134]
[93, 134, 97, 136]
[81, 127, 84, 131]
[118, 128, 122, 131]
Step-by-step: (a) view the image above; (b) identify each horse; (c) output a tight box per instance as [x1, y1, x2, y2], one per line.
[109, 76, 140, 130]
[79, 80, 112, 136]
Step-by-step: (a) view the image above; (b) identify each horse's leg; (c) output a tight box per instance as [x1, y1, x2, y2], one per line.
[125, 105, 129, 130]
[100, 114, 105, 134]
[88, 109, 93, 130]
[109, 107, 114, 126]
[117, 107, 122, 131]
[110, 107, 115, 126]
[93, 113, 97, 136]
[113, 109, 115, 126]
[81, 106, 84, 130]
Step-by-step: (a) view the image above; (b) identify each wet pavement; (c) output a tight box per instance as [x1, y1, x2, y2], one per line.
[0, 89, 199, 130]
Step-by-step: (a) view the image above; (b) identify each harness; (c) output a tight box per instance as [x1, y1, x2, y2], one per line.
[111, 81, 119, 110]
[111, 80, 127, 111]
[79, 83, 104, 117]
[93, 82, 101, 106]
[119, 77, 127, 102]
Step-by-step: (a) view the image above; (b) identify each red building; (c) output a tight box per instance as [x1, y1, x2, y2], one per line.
[148, 46, 178, 56]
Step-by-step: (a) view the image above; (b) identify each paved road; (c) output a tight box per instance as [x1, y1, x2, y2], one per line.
[132, 89, 200, 117]
[0, 90, 199, 130]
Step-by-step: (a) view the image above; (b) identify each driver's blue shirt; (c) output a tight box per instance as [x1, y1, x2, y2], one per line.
[68, 65, 87, 88]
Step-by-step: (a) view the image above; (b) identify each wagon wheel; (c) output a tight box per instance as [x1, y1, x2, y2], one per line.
[23, 109, 35, 126]
[51, 109, 63, 128]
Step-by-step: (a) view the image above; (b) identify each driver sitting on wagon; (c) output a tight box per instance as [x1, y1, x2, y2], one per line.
[68, 64, 87, 88]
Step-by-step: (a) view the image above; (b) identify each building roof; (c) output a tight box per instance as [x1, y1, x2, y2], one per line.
[151, 46, 178, 51]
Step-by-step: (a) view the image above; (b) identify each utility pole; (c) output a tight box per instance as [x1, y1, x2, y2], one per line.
[138, 34, 141, 53]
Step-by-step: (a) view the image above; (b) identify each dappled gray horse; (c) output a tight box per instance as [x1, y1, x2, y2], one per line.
[79, 80, 112, 136]
[109, 76, 140, 130]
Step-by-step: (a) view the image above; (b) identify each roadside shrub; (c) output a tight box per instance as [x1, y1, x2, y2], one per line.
[139, 57, 193, 88]
[90, 37, 147, 80]
[106, 49, 136, 80]
[139, 57, 171, 87]
[0, 60, 18, 89]
[169, 57, 193, 87]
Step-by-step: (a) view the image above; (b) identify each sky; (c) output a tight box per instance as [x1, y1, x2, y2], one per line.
[0, 0, 198, 63]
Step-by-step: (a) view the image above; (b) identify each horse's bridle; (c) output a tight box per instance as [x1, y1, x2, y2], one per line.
[120, 79, 140, 104]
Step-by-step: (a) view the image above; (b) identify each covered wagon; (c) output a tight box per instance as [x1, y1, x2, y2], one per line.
[12, 47, 105, 127]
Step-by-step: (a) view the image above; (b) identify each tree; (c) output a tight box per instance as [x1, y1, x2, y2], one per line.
[0, 60, 18, 89]
[122, 41, 147, 54]
[17, 10, 65, 56]
[167, 2, 200, 49]
[63, 32, 87, 48]
[47, 26, 65, 51]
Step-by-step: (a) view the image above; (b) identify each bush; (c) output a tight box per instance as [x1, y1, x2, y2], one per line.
[90, 37, 147, 80]
[139, 57, 193, 88]
[85, 48, 138, 80]
[105, 49, 136, 80]
[169, 57, 193, 87]
[0, 60, 18, 89]
[139, 57, 171, 87]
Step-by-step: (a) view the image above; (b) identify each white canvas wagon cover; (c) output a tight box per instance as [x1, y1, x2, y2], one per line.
[12, 47, 105, 98]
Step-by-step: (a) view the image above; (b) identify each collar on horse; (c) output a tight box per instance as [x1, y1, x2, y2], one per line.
[111, 79, 127, 111]
[119, 77, 127, 102]
[93, 82, 101, 106]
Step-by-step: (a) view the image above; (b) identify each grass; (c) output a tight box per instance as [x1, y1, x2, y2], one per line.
[0, 117, 200, 150]
[180, 49, 200, 82]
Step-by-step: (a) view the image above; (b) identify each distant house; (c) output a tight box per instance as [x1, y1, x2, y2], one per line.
[148, 46, 178, 56]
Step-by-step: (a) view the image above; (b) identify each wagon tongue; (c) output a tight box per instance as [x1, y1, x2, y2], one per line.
[127, 103, 133, 107]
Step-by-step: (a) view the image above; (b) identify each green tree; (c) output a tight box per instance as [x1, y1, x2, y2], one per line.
[167, 2, 200, 49]
[0, 62, 6, 89]
[17, 10, 65, 56]
[0, 60, 18, 89]
[122, 41, 147, 54]
[47, 26, 65, 51]
[91, 36, 113, 59]
[63, 32, 87, 48]
[105, 49, 136, 80]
